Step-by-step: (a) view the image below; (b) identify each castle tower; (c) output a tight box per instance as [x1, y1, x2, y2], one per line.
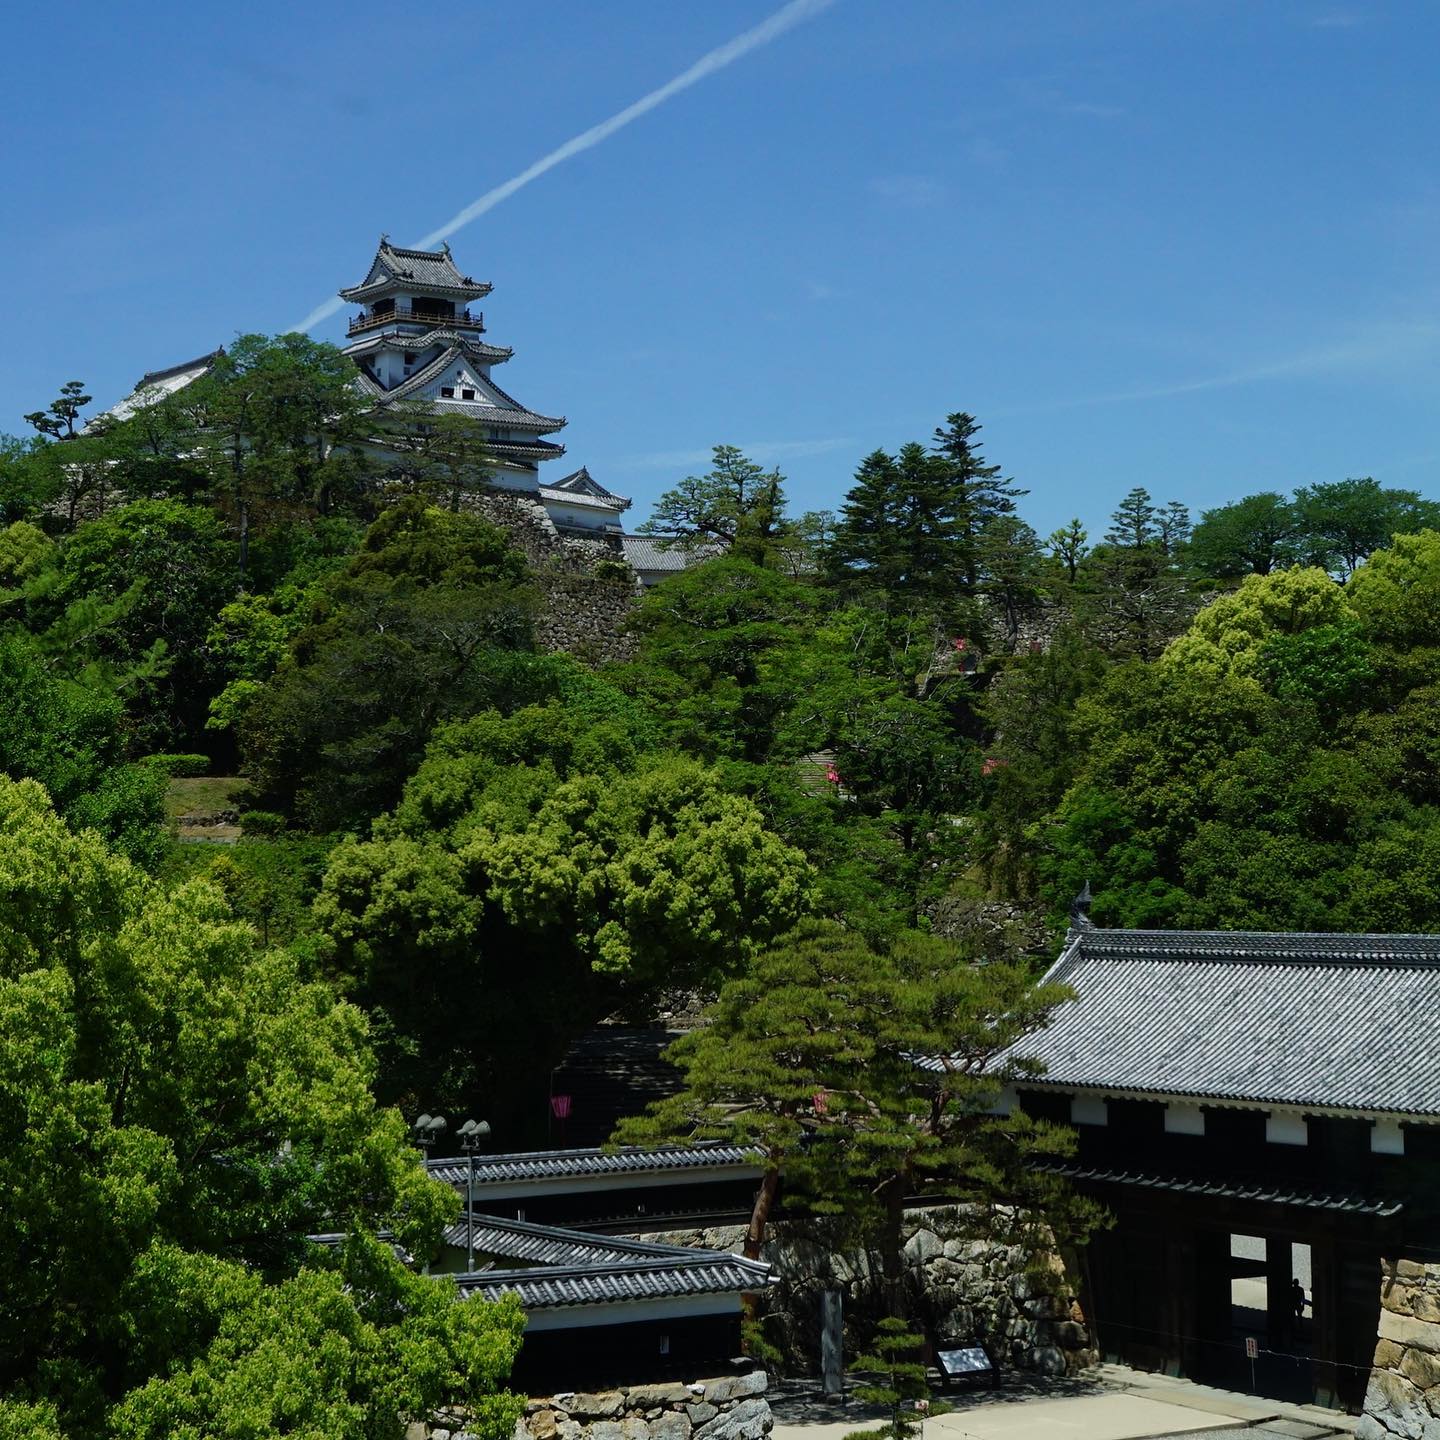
[339, 236, 568, 492]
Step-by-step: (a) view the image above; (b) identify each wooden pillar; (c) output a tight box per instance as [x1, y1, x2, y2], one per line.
[1265, 1236, 1294, 1352]
[1309, 1235, 1340, 1408]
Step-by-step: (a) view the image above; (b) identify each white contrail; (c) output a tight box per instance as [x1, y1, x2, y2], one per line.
[292, 0, 835, 333]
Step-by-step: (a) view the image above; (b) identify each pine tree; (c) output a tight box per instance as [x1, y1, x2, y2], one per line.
[1105, 486, 1158, 549]
[828, 444, 971, 605]
[1046, 518, 1089, 583]
[844, 1319, 930, 1440]
[931, 411, 1027, 588]
[1156, 500, 1191, 556]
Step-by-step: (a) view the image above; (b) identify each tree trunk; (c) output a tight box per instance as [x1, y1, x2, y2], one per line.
[880, 1173, 908, 1318]
[744, 1163, 781, 1262]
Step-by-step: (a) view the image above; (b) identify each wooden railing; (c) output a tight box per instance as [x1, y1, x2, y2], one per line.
[347, 307, 484, 336]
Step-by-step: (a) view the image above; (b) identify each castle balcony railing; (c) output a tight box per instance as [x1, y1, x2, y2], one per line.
[347, 307, 484, 336]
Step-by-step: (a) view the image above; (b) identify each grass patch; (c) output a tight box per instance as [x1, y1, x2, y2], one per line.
[165, 775, 249, 822]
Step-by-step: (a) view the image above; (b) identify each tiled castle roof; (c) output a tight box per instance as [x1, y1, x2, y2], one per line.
[955, 927, 1440, 1117]
[341, 239, 492, 301]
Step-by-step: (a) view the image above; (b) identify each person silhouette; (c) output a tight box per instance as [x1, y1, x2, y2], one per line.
[1291, 1278, 1307, 1323]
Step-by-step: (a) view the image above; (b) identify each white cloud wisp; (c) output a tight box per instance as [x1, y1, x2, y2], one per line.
[293, 0, 835, 333]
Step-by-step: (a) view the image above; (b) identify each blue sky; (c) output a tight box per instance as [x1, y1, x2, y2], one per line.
[5, 0, 1440, 537]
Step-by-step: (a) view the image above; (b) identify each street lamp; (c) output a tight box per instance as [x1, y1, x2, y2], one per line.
[458, 1118, 491, 1272]
[412, 1113, 447, 1156]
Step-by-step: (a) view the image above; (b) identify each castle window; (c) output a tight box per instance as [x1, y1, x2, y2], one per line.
[461, 388, 476, 400]
[440, 386, 454, 398]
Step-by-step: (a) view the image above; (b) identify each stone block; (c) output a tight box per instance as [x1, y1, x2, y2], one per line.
[1396, 1261, 1431, 1281]
[557, 1423, 582, 1440]
[405, 1425, 428, 1440]
[651, 1413, 693, 1440]
[703, 1373, 768, 1404]
[903, 1230, 943, 1265]
[1377, 1340, 1406, 1370]
[530, 1411, 558, 1440]
[588, 1424, 625, 1440]
[1024, 1345, 1066, 1377]
[1382, 1311, 1440, 1356]
[622, 1418, 650, 1440]
[627, 1385, 692, 1410]
[570, 1394, 625, 1420]
[693, 1398, 771, 1440]
[1364, 1370, 1429, 1440]
[686, 1405, 718, 1426]
[1402, 1349, 1440, 1393]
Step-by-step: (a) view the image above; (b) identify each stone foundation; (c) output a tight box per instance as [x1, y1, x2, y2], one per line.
[1359, 1259, 1440, 1439]
[634, 1207, 1095, 1378]
[460, 488, 638, 662]
[509, 1372, 771, 1440]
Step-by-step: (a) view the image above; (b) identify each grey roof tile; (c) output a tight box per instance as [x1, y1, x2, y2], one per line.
[427, 1142, 761, 1189]
[966, 928, 1440, 1116]
[620, 536, 716, 572]
[456, 1254, 772, 1308]
[341, 239, 492, 301]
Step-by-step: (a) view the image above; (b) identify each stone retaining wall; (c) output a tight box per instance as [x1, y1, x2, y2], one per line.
[460, 488, 638, 662]
[634, 1207, 1095, 1378]
[518, 1372, 771, 1440]
[1359, 1259, 1440, 1439]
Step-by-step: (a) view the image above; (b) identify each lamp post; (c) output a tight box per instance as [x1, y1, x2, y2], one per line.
[458, 1118, 491, 1273]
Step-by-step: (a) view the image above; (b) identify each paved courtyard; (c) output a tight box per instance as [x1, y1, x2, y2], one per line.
[769, 1363, 1354, 1440]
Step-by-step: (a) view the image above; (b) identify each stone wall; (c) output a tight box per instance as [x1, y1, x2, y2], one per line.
[460, 489, 638, 662]
[1359, 1259, 1440, 1440]
[634, 1207, 1095, 1378]
[512, 1373, 772, 1440]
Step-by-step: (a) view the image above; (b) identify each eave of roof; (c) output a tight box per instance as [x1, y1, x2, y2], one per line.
[427, 1142, 762, 1188]
[1039, 1162, 1403, 1217]
[454, 1253, 773, 1309]
[343, 330, 512, 364]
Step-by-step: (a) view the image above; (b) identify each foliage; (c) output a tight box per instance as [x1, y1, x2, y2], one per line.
[637, 444, 793, 565]
[237, 499, 538, 830]
[0, 778, 507, 1436]
[844, 1318, 930, 1440]
[314, 699, 814, 1137]
[0, 632, 167, 865]
[1188, 492, 1299, 578]
[616, 922, 1093, 1299]
[24, 380, 92, 440]
[24, 500, 237, 748]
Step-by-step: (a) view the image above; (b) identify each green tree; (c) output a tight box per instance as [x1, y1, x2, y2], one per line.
[829, 443, 974, 607]
[844, 1319, 930, 1440]
[931, 411, 1027, 589]
[617, 924, 1088, 1317]
[24, 380, 92, 440]
[1156, 500, 1191, 556]
[1187, 492, 1299, 578]
[315, 708, 814, 1137]
[0, 632, 166, 865]
[171, 334, 372, 576]
[976, 514, 1045, 647]
[622, 555, 825, 764]
[1046, 518, 1089, 584]
[615, 923, 884, 1262]
[1294, 477, 1440, 576]
[0, 778, 506, 1436]
[637, 445, 792, 565]
[373, 405, 495, 513]
[238, 500, 537, 830]
[25, 500, 237, 749]
[1104, 487, 1157, 549]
